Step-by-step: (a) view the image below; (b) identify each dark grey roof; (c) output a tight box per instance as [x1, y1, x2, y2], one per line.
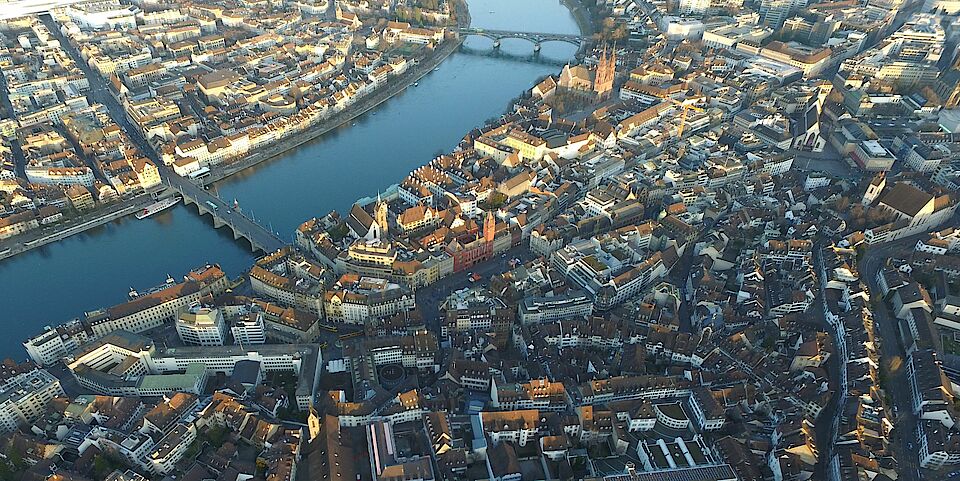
[231, 359, 262, 386]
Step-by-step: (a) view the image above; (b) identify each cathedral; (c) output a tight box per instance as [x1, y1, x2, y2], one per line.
[557, 46, 616, 100]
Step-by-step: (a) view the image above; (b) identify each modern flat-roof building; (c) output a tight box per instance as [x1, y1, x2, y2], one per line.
[137, 363, 206, 397]
[176, 305, 226, 346]
[231, 311, 267, 345]
[0, 0, 85, 19]
[23, 320, 91, 366]
[850, 140, 895, 172]
[0, 368, 64, 433]
[61, 0, 140, 29]
[551, 236, 669, 311]
[147, 422, 197, 474]
[65, 330, 321, 406]
[519, 290, 594, 324]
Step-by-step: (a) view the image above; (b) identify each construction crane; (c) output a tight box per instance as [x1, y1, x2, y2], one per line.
[666, 97, 705, 137]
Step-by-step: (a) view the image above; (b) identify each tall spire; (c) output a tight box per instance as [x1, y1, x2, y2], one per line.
[375, 192, 388, 239]
[594, 43, 615, 99]
[484, 210, 496, 244]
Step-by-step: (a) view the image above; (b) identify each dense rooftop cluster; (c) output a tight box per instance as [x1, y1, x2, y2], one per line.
[0, 17, 161, 240]
[0, 0, 959, 479]
[0, 0, 452, 245]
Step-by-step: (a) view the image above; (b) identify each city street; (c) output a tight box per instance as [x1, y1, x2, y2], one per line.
[812, 242, 844, 480]
[859, 230, 947, 481]
[675, 214, 723, 332]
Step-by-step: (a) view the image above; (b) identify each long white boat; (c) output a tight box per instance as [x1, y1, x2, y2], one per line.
[136, 196, 181, 220]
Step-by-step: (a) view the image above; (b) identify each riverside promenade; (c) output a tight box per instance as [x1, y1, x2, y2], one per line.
[198, 35, 466, 185]
[561, 0, 596, 37]
[198, 0, 597, 186]
[0, 20, 468, 263]
[0, 0, 581, 262]
[0, 190, 160, 261]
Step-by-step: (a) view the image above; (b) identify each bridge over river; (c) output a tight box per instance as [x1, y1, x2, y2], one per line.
[458, 27, 586, 53]
[168, 177, 286, 254]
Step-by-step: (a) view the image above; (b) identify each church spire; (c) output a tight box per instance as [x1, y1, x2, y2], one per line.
[375, 192, 388, 240]
[594, 43, 615, 99]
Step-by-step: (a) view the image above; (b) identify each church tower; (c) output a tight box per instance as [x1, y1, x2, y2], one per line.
[484, 210, 496, 244]
[862, 172, 886, 206]
[307, 405, 322, 441]
[594, 45, 616, 99]
[375, 193, 388, 239]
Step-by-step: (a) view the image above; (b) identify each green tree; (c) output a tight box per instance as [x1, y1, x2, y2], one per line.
[596, 17, 627, 42]
[327, 223, 349, 241]
[835, 196, 850, 213]
[5, 452, 22, 473]
[92, 455, 113, 481]
[203, 426, 228, 446]
[611, 25, 629, 42]
[184, 441, 201, 460]
[480, 192, 507, 210]
[0, 458, 19, 481]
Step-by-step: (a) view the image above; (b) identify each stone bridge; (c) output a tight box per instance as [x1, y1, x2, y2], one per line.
[169, 177, 286, 254]
[457, 28, 586, 53]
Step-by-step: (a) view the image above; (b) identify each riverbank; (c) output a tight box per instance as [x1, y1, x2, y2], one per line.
[204, 0, 587, 187]
[453, 0, 471, 28]
[200, 36, 465, 186]
[0, 190, 161, 261]
[0, 37, 464, 262]
[560, 0, 596, 38]
[0, 0, 581, 359]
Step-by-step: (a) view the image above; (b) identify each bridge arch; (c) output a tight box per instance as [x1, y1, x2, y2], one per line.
[177, 189, 282, 253]
[458, 28, 585, 54]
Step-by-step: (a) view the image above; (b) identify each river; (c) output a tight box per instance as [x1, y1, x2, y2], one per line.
[0, 0, 580, 359]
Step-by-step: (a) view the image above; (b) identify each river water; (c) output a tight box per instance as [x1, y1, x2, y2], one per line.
[0, 0, 579, 359]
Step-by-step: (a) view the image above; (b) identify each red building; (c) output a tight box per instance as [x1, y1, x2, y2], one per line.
[446, 212, 497, 273]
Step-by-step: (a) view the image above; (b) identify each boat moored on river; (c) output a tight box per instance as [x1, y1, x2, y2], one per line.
[136, 196, 181, 220]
